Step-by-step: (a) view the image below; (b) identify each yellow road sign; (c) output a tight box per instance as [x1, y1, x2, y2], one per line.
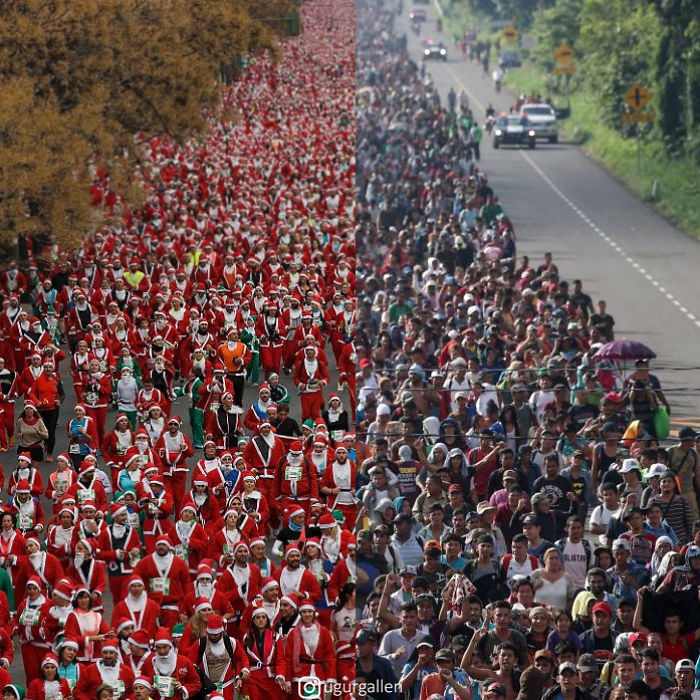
[553, 65, 577, 74]
[624, 82, 652, 112]
[554, 43, 575, 64]
[622, 112, 654, 123]
[503, 25, 518, 42]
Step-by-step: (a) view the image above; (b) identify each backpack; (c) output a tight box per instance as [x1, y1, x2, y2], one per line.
[192, 634, 238, 700]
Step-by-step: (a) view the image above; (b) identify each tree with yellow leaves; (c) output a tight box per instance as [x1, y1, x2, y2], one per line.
[0, 0, 294, 253]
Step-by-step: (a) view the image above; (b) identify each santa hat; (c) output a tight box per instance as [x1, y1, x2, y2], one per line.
[53, 580, 74, 601]
[58, 506, 74, 519]
[180, 498, 198, 516]
[115, 414, 130, 423]
[258, 420, 271, 429]
[233, 540, 249, 554]
[168, 416, 182, 426]
[334, 445, 348, 455]
[196, 565, 213, 581]
[102, 638, 119, 651]
[127, 575, 144, 589]
[15, 479, 31, 493]
[128, 629, 151, 650]
[17, 453, 32, 464]
[41, 653, 59, 668]
[299, 601, 316, 613]
[150, 475, 165, 486]
[289, 440, 303, 454]
[206, 614, 225, 634]
[153, 627, 173, 648]
[284, 543, 301, 559]
[56, 454, 71, 466]
[155, 534, 172, 549]
[194, 596, 213, 613]
[110, 503, 128, 519]
[288, 506, 305, 521]
[58, 637, 79, 651]
[79, 500, 97, 511]
[313, 435, 328, 446]
[328, 393, 341, 404]
[346, 535, 356, 551]
[304, 538, 322, 551]
[115, 617, 135, 635]
[318, 513, 337, 529]
[135, 429, 150, 440]
[25, 536, 41, 549]
[241, 471, 257, 483]
[261, 577, 279, 593]
[259, 384, 270, 393]
[79, 460, 95, 473]
[250, 599, 270, 620]
[133, 677, 153, 690]
[249, 537, 266, 550]
[280, 594, 299, 609]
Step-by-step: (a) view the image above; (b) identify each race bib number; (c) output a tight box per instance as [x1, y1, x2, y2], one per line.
[150, 577, 170, 595]
[69, 443, 81, 454]
[148, 503, 158, 515]
[210, 402, 220, 412]
[154, 676, 176, 698]
[331, 430, 344, 441]
[139, 455, 149, 467]
[113, 681, 126, 698]
[77, 488, 95, 504]
[285, 466, 302, 481]
[18, 513, 33, 530]
[55, 478, 68, 495]
[85, 391, 99, 406]
[174, 544, 189, 562]
[128, 512, 140, 528]
[20, 607, 41, 626]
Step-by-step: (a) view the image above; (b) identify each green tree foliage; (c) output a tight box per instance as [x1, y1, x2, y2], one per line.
[0, 0, 293, 250]
[530, 0, 583, 73]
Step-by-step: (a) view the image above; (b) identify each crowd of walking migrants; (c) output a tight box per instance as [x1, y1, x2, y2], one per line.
[0, 0, 358, 698]
[354, 4, 700, 700]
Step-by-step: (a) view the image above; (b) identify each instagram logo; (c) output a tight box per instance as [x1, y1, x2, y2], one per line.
[299, 676, 323, 700]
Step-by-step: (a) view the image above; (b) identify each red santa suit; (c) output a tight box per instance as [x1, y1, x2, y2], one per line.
[257, 311, 286, 378]
[27, 674, 73, 700]
[241, 620, 288, 700]
[64, 552, 108, 612]
[150, 628, 202, 700]
[286, 613, 336, 698]
[185, 619, 250, 700]
[154, 420, 194, 514]
[274, 550, 322, 606]
[242, 427, 286, 529]
[70, 349, 93, 401]
[133, 536, 192, 627]
[110, 577, 161, 638]
[136, 482, 173, 552]
[102, 424, 135, 485]
[293, 346, 329, 421]
[171, 504, 209, 578]
[15, 549, 64, 600]
[94, 506, 144, 601]
[275, 443, 321, 517]
[319, 450, 356, 528]
[73, 653, 135, 700]
[63, 607, 111, 662]
[16, 586, 52, 685]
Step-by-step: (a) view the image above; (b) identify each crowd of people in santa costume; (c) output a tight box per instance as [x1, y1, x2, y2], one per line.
[0, 0, 357, 698]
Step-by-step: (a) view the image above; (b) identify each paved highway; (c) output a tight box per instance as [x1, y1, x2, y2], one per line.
[399, 2, 700, 422]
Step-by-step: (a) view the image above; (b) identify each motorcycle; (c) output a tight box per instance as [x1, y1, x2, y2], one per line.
[485, 115, 495, 134]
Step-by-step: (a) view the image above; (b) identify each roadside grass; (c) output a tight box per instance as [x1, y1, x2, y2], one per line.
[504, 64, 700, 237]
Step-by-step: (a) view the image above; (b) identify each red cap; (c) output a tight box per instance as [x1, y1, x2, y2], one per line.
[592, 601, 612, 617]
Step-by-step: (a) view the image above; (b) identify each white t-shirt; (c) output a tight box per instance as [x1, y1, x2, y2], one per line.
[530, 389, 555, 424]
[589, 505, 621, 545]
[560, 540, 588, 589]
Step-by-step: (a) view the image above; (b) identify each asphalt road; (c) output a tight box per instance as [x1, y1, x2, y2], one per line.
[8, 348, 341, 686]
[399, 2, 700, 423]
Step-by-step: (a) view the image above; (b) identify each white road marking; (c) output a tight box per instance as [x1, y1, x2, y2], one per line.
[428, 28, 699, 326]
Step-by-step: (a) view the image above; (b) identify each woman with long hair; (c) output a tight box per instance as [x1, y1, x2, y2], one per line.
[26, 652, 72, 700]
[62, 587, 111, 662]
[15, 403, 49, 469]
[330, 583, 356, 686]
[240, 603, 289, 700]
[178, 597, 213, 656]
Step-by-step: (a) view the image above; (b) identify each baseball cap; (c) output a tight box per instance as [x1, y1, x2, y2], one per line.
[646, 463, 667, 479]
[531, 493, 549, 505]
[424, 540, 442, 553]
[676, 659, 695, 672]
[502, 470, 517, 481]
[416, 637, 437, 650]
[435, 648, 455, 662]
[679, 427, 697, 440]
[356, 629, 377, 644]
[485, 684, 506, 696]
[399, 565, 417, 576]
[591, 601, 612, 617]
[612, 538, 631, 551]
[619, 458, 640, 474]
[522, 514, 539, 525]
[628, 632, 647, 647]
[558, 662, 578, 675]
[577, 654, 598, 673]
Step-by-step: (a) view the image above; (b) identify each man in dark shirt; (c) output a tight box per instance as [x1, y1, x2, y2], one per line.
[639, 648, 673, 700]
[533, 454, 575, 512]
[356, 629, 401, 700]
[579, 601, 616, 669]
[590, 300, 615, 341]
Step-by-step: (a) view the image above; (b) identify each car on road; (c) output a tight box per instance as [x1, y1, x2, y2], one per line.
[422, 40, 447, 61]
[498, 50, 522, 68]
[521, 103, 558, 143]
[409, 9, 426, 21]
[492, 114, 536, 149]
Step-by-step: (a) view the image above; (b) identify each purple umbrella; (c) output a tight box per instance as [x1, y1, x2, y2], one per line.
[594, 340, 656, 362]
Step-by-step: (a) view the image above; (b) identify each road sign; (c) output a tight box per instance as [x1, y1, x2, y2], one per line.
[554, 43, 575, 64]
[624, 82, 652, 112]
[554, 65, 578, 74]
[503, 25, 518, 42]
[622, 112, 654, 123]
